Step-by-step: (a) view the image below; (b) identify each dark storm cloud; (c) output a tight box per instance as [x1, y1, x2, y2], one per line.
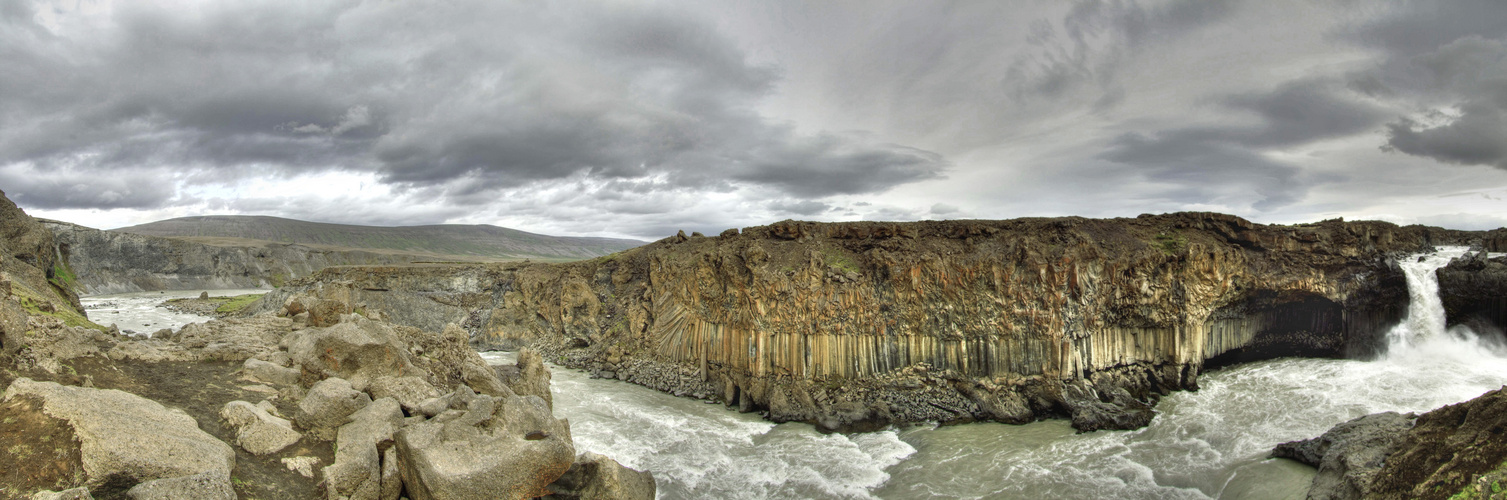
[0, 166, 177, 210]
[1336, 2, 1507, 171]
[0, 0, 945, 212]
[1100, 79, 1388, 211]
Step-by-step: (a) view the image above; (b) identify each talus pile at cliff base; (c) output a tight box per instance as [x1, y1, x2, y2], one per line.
[254, 213, 1507, 432]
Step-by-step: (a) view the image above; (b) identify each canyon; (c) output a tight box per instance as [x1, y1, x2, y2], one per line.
[253, 214, 1507, 433]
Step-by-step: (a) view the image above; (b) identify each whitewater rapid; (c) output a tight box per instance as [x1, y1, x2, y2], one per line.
[80, 288, 268, 337]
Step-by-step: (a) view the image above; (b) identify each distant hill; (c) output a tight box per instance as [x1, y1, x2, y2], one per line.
[114, 215, 644, 261]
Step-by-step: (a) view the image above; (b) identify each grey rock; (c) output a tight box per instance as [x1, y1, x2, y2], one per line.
[380, 446, 401, 500]
[1271, 411, 1415, 500]
[298, 377, 373, 441]
[497, 348, 553, 409]
[243, 358, 300, 386]
[220, 400, 301, 455]
[125, 470, 235, 500]
[397, 393, 575, 500]
[281, 456, 320, 478]
[367, 375, 440, 415]
[323, 398, 403, 500]
[2, 378, 234, 488]
[1063, 380, 1154, 432]
[545, 452, 656, 500]
[285, 318, 419, 389]
[30, 487, 93, 500]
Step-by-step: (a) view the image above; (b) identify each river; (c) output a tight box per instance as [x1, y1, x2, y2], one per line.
[84, 248, 1507, 499]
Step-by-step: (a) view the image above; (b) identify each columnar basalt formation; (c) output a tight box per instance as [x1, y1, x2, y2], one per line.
[261, 213, 1493, 430]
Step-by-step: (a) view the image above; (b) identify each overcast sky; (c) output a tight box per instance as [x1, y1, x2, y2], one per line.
[3, 0, 1506, 239]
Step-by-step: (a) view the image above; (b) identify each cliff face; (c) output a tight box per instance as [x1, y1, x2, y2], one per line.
[44, 221, 436, 294]
[0, 191, 92, 355]
[260, 213, 1489, 430]
[1437, 250, 1507, 334]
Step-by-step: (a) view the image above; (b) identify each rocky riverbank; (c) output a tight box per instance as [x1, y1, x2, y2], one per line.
[1274, 385, 1507, 500]
[250, 214, 1507, 432]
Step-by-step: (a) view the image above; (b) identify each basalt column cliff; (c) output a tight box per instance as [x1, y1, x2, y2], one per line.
[259, 213, 1499, 431]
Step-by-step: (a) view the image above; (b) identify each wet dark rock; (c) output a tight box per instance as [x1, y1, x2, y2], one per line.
[1272, 411, 1415, 500]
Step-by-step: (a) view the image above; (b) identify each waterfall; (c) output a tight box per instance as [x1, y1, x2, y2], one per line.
[1383, 246, 1470, 349]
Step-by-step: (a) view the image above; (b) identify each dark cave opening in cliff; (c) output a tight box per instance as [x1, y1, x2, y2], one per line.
[1203, 291, 1349, 371]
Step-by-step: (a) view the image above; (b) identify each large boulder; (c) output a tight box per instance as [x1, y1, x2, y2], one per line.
[323, 397, 403, 500]
[366, 375, 440, 415]
[545, 452, 656, 500]
[297, 377, 372, 441]
[284, 317, 421, 388]
[397, 391, 575, 499]
[1, 378, 234, 490]
[496, 348, 552, 409]
[124, 470, 235, 500]
[242, 358, 300, 386]
[1272, 411, 1415, 500]
[220, 400, 301, 455]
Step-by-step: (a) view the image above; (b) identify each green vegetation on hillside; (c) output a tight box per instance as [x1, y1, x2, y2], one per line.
[12, 285, 104, 332]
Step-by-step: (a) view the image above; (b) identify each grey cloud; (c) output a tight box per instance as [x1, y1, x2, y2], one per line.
[1341, 0, 1507, 57]
[1340, 6, 1507, 170]
[1096, 79, 1386, 211]
[0, 167, 177, 210]
[1385, 103, 1507, 168]
[768, 200, 829, 216]
[1102, 132, 1303, 211]
[1007, 0, 1240, 105]
[0, 0, 945, 213]
[1222, 79, 1391, 146]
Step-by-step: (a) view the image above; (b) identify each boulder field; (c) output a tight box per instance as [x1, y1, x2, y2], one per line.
[0, 190, 651, 499]
[0, 311, 654, 500]
[251, 214, 1507, 432]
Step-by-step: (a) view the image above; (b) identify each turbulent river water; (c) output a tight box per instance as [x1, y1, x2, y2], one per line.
[86, 248, 1507, 499]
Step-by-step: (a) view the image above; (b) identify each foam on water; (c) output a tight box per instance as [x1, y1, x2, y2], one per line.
[80, 288, 268, 336]
[545, 365, 915, 499]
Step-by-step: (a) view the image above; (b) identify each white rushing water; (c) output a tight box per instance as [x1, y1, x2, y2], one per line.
[491, 246, 1507, 500]
[80, 288, 269, 337]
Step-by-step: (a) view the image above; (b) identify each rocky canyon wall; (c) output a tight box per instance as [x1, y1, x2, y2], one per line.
[258, 213, 1496, 431]
[44, 221, 428, 294]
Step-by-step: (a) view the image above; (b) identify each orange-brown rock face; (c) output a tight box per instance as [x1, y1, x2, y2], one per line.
[266, 213, 1485, 430]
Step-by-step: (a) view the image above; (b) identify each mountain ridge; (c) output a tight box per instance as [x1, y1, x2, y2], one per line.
[115, 215, 644, 261]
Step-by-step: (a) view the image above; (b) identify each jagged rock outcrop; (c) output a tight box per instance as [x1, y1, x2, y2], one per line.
[259, 213, 1492, 431]
[41, 220, 427, 294]
[1438, 250, 1507, 334]
[1, 191, 90, 356]
[1280, 387, 1507, 500]
[1272, 411, 1416, 500]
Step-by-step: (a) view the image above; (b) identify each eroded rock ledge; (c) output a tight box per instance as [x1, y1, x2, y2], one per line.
[253, 213, 1504, 431]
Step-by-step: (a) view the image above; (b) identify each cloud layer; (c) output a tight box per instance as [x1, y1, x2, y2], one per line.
[3, 0, 1507, 237]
